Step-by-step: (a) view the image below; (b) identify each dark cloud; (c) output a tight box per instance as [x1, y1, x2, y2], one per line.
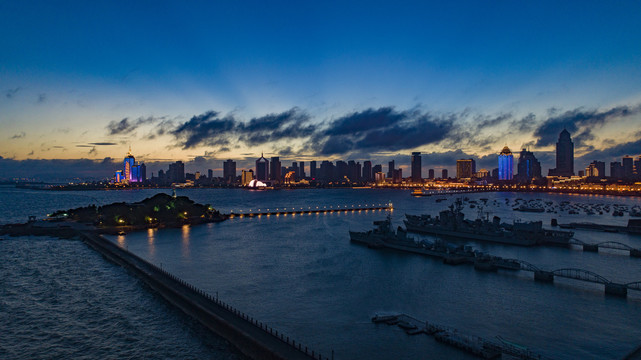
[37, 93, 46, 103]
[5, 87, 20, 99]
[89, 142, 117, 146]
[533, 105, 641, 147]
[106, 116, 161, 135]
[10, 132, 25, 139]
[88, 147, 97, 156]
[578, 138, 641, 165]
[171, 111, 235, 149]
[238, 108, 315, 145]
[312, 108, 455, 155]
[27, 150, 34, 156]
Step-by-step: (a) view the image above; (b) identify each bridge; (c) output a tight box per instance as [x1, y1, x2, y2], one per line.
[569, 238, 641, 257]
[504, 259, 637, 297]
[227, 203, 392, 218]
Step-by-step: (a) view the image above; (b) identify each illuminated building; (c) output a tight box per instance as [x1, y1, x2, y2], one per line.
[411, 152, 422, 183]
[477, 168, 490, 179]
[498, 146, 513, 181]
[516, 149, 541, 183]
[548, 129, 574, 177]
[585, 160, 605, 179]
[374, 171, 385, 183]
[241, 169, 254, 186]
[456, 159, 475, 179]
[255, 153, 269, 181]
[114, 170, 123, 183]
[372, 164, 382, 177]
[117, 148, 146, 183]
[123, 148, 135, 181]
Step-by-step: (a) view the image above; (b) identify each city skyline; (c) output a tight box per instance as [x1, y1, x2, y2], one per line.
[2, 2, 641, 179]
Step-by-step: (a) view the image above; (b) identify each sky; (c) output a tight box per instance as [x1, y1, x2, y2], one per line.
[2, 1, 641, 180]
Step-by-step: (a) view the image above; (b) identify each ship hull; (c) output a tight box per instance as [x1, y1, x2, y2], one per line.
[403, 221, 537, 246]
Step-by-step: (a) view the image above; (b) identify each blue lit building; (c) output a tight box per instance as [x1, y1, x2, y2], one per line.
[498, 146, 513, 181]
[124, 148, 135, 181]
[117, 147, 146, 183]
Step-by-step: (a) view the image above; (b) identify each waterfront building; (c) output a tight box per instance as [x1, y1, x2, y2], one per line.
[411, 152, 422, 183]
[168, 161, 185, 183]
[635, 156, 641, 179]
[270, 157, 281, 183]
[223, 160, 236, 183]
[241, 169, 254, 186]
[548, 129, 574, 177]
[442, 169, 448, 179]
[611, 161, 624, 180]
[299, 161, 305, 179]
[374, 171, 385, 183]
[428, 169, 434, 179]
[336, 161, 348, 181]
[477, 168, 490, 179]
[347, 160, 360, 182]
[498, 146, 513, 181]
[392, 168, 403, 184]
[456, 159, 476, 179]
[114, 170, 123, 183]
[623, 156, 634, 180]
[516, 149, 541, 184]
[362, 161, 372, 182]
[123, 149, 135, 181]
[387, 160, 395, 179]
[255, 153, 269, 181]
[585, 160, 605, 179]
[208, 169, 213, 179]
[310, 161, 317, 179]
[372, 164, 382, 177]
[292, 162, 299, 179]
[319, 161, 334, 182]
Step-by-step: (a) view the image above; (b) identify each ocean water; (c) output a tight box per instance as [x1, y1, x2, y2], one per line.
[2, 185, 641, 359]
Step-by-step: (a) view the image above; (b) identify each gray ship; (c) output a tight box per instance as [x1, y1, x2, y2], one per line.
[404, 199, 574, 246]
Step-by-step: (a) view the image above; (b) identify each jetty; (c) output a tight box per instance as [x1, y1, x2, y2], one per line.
[372, 313, 546, 359]
[227, 203, 391, 218]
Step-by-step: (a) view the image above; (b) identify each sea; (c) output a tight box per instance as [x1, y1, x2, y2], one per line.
[1, 185, 640, 359]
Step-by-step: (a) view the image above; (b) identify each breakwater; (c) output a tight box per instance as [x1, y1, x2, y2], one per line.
[227, 203, 391, 218]
[77, 230, 328, 360]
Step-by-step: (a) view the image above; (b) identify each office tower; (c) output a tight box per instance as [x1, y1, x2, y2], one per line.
[310, 161, 317, 179]
[195, 171, 201, 180]
[241, 170, 254, 186]
[168, 161, 185, 183]
[388, 160, 395, 179]
[334, 161, 347, 180]
[255, 153, 269, 181]
[428, 169, 434, 179]
[319, 160, 334, 181]
[270, 157, 281, 182]
[585, 161, 605, 179]
[292, 162, 299, 179]
[392, 168, 403, 183]
[362, 161, 372, 182]
[610, 162, 624, 179]
[498, 146, 513, 181]
[223, 160, 236, 183]
[208, 169, 213, 179]
[347, 160, 360, 182]
[623, 156, 634, 179]
[374, 172, 385, 183]
[123, 148, 135, 182]
[549, 129, 574, 176]
[372, 164, 382, 176]
[299, 161, 305, 178]
[516, 149, 542, 183]
[139, 163, 146, 182]
[442, 169, 448, 179]
[411, 152, 422, 183]
[456, 159, 476, 179]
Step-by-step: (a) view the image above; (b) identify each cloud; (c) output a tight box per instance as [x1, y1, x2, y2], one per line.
[27, 150, 34, 156]
[311, 107, 455, 155]
[578, 138, 641, 164]
[171, 111, 235, 149]
[106, 116, 161, 135]
[10, 132, 26, 139]
[89, 142, 117, 146]
[5, 87, 20, 99]
[237, 108, 316, 145]
[88, 147, 97, 156]
[533, 104, 641, 148]
[37, 93, 46, 103]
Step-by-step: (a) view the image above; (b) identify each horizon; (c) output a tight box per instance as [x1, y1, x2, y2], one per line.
[2, 1, 641, 180]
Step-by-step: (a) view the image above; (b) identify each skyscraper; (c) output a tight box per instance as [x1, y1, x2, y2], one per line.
[622, 156, 634, 180]
[387, 160, 395, 179]
[299, 161, 305, 179]
[362, 161, 372, 182]
[270, 157, 281, 182]
[442, 169, 448, 179]
[516, 149, 541, 183]
[411, 152, 422, 183]
[428, 169, 434, 179]
[372, 164, 382, 176]
[310, 161, 317, 179]
[548, 129, 574, 177]
[223, 159, 236, 183]
[498, 146, 513, 181]
[255, 153, 269, 181]
[168, 161, 185, 183]
[456, 159, 475, 179]
[123, 148, 135, 182]
[585, 160, 605, 179]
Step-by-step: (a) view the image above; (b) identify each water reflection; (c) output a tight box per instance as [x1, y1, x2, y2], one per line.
[147, 228, 156, 256]
[181, 225, 191, 260]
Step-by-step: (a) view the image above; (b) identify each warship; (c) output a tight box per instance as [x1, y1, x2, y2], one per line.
[404, 199, 574, 246]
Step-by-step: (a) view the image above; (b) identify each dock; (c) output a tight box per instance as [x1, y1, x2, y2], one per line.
[372, 313, 546, 360]
[227, 203, 391, 218]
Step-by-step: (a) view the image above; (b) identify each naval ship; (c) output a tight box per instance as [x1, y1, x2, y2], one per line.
[404, 199, 574, 246]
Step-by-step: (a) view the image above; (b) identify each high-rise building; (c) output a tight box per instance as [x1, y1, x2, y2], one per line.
[241, 170, 254, 186]
[255, 153, 269, 181]
[362, 161, 372, 182]
[456, 159, 476, 179]
[223, 159, 236, 183]
[319, 160, 334, 181]
[270, 157, 281, 182]
[335, 161, 348, 181]
[123, 148, 135, 182]
[428, 169, 434, 179]
[516, 149, 541, 183]
[548, 129, 574, 177]
[168, 161, 185, 183]
[392, 168, 403, 184]
[310, 161, 317, 179]
[387, 160, 395, 179]
[411, 152, 422, 183]
[585, 160, 605, 179]
[208, 169, 213, 179]
[622, 156, 634, 180]
[635, 156, 641, 179]
[347, 160, 360, 182]
[498, 146, 513, 181]
[442, 169, 448, 179]
[611, 161, 624, 179]
[299, 161, 305, 179]
[372, 164, 382, 176]
[292, 162, 299, 179]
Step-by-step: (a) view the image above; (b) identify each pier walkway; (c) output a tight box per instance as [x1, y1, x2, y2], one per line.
[227, 203, 391, 218]
[78, 230, 327, 360]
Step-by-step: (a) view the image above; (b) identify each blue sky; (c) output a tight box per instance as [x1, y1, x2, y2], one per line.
[1, 1, 641, 179]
